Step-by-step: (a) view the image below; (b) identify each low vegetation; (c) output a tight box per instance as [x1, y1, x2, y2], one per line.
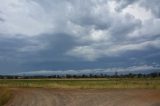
[0, 88, 12, 106]
[0, 78, 160, 89]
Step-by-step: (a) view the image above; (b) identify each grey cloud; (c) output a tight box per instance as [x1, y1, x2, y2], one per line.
[0, 11, 5, 22]
[0, 33, 76, 74]
[140, 0, 160, 18]
[0, 37, 38, 67]
[115, 0, 138, 11]
[68, 39, 160, 61]
[68, 1, 111, 30]
[0, 0, 54, 36]
[109, 14, 141, 40]
[17, 65, 160, 76]
[0, 0, 160, 74]
[0, 17, 5, 22]
[116, 0, 160, 18]
[32, 33, 77, 61]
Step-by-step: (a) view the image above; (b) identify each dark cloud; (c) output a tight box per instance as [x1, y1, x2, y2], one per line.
[0, 0, 160, 74]
[109, 14, 141, 40]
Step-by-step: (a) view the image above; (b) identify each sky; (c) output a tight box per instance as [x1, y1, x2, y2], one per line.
[0, 0, 160, 75]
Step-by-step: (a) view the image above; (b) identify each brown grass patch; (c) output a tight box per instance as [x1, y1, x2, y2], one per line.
[0, 88, 12, 106]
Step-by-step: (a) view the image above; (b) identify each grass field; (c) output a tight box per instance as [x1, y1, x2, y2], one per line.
[0, 78, 160, 89]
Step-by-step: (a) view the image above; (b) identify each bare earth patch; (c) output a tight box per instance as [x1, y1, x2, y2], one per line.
[5, 88, 160, 106]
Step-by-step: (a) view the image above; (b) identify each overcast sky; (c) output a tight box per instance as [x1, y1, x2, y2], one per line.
[0, 0, 160, 75]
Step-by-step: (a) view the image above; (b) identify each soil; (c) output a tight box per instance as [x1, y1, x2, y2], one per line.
[5, 88, 160, 106]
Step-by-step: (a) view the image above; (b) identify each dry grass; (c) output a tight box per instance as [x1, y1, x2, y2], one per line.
[0, 78, 160, 89]
[0, 88, 12, 106]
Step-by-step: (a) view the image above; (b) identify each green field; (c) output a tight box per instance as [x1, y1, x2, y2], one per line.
[0, 78, 160, 89]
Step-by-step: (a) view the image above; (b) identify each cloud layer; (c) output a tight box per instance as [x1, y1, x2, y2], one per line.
[17, 65, 160, 76]
[0, 0, 160, 74]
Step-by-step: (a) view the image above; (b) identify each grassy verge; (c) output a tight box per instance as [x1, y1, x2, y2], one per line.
[0, 88, 12, 106]
[0, 78, 160, 89]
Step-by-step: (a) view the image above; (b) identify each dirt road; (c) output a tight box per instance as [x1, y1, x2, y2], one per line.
[6, 88, 160, 106]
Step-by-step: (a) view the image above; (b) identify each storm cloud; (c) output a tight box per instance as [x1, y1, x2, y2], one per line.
[0, 0, 160, 74]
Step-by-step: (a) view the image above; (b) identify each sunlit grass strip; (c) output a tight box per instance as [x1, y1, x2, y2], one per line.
[0, 88, 12, 106]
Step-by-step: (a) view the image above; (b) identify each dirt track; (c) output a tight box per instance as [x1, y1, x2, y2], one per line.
[6, 88, 160, 106]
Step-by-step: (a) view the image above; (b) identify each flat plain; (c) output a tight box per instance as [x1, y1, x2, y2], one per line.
[0, 78, 160, 106]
